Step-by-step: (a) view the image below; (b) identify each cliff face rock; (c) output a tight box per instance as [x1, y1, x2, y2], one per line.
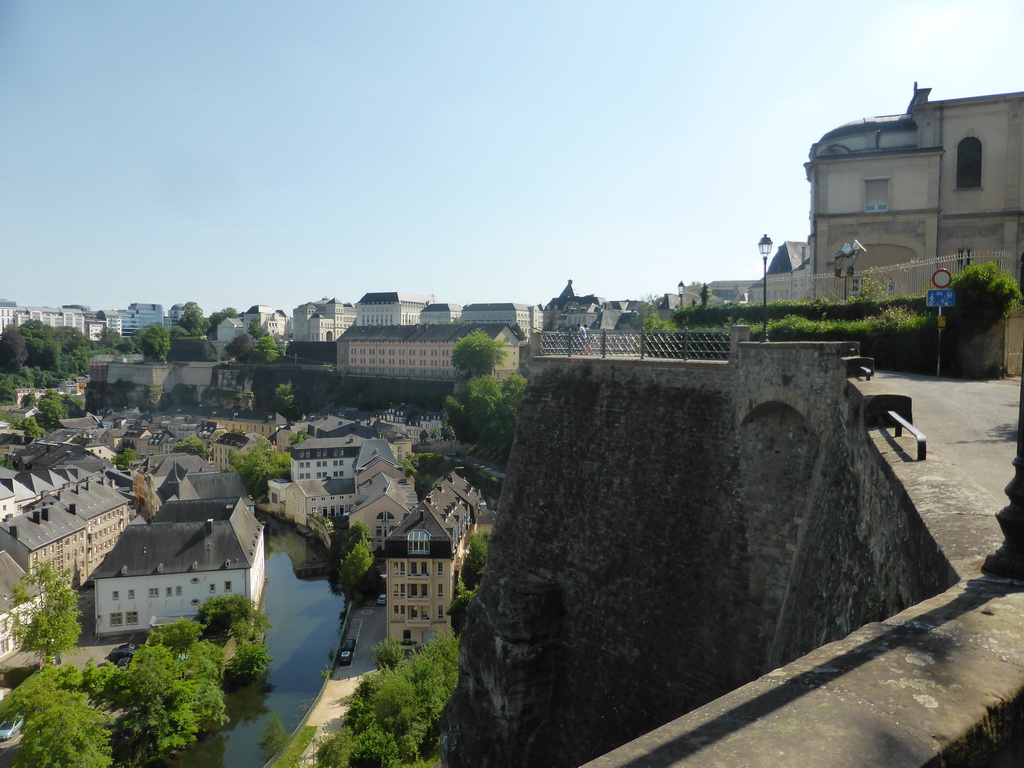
[442, 346, 954, 768]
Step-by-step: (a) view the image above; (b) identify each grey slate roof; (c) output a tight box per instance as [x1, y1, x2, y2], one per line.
[462, 303, 530, 312]
[178, 472, 248, 502]
[0, 551, 30, 614]
[356, 292, 433, 305]
[92, 503, 263, 579]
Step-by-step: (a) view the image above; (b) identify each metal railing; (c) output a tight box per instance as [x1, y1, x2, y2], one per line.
[541, 329, 731, 361]
[887, 410, 927, 461]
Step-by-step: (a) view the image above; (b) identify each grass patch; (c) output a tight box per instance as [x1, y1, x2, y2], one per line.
[269, 725, 317, 768]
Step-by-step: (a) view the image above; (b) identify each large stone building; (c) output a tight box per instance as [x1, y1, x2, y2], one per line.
[806, 84, 1024, 280]
[355, 292, 433, 327]
[292, 298, 356, 342]
[337, 324, 521, 380]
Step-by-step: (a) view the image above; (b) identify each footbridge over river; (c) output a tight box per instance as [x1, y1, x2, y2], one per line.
[442, 329, 1024, 768]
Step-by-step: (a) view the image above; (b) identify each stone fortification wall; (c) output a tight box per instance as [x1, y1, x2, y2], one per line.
[442, 344, 958, 768]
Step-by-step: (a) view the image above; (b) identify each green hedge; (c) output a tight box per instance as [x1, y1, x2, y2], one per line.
[766, 307, 935, 372]
[674, 296, 929, 329]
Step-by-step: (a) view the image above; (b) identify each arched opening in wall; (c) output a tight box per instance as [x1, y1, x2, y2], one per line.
[956, 137, 982, 189]
[325, 331, 334, 341]
[736, 400, 817, 681]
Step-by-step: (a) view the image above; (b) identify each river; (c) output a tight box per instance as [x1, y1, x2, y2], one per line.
[170, 517, 343, 768]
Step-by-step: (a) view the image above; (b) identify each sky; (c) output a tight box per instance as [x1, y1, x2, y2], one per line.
[2, 1, 1024, 315]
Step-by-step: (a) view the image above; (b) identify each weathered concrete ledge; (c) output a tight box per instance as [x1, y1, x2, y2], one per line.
[582, 378, 1024, 768]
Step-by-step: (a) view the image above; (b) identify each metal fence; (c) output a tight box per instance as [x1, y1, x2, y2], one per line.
[759, 250, 1015, 303]
[541, 329, 731, 360]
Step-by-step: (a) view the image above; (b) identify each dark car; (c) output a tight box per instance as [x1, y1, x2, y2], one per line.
[339, 638, 356, 666]
[107, 643, 137, 663]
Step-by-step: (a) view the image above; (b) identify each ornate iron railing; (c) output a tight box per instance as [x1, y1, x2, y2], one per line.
[540, 329, 731, 360]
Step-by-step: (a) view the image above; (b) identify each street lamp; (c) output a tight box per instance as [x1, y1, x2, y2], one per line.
[758, 234, 773, 342]
[678, 280, 685, 306]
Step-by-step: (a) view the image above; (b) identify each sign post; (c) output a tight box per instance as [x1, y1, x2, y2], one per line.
[927, 270, 955, 376]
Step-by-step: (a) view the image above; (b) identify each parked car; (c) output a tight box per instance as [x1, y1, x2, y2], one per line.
[107, 643, 137, 663]
[377, 593, 387, 606]
[0, 716, 23, 740]
[339, 638, 356, 666]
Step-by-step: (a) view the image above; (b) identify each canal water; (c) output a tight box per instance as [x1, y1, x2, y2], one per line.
[171, 518, 343, 768]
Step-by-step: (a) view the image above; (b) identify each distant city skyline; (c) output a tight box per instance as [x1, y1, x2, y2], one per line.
[3, 1, 1023, 312]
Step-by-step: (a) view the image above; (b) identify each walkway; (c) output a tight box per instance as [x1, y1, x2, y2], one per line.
[874, 371, 1019, 504]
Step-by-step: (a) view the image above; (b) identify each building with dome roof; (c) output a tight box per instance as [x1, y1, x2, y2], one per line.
[805, 84, 1024, 283]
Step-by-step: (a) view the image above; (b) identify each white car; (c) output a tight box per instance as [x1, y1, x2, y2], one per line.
[0, 715, 23, 740]
[377, 593, 387, 606]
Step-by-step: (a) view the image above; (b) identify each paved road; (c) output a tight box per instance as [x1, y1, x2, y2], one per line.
[874, 371, 1020, 504]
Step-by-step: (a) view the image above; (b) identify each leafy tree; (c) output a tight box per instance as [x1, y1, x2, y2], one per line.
[11, 560, 81, 664]
[13, 688, 112, 768]
[248, 318, 269, 339]
[113, 643, 226, 765]
[451, 330, 507, 378]
[289, 430, 310, 446]
[950, 262, 1023, 337]
[224, 331, 255, 361]
[372, 637, 405, 671]
[0, 375, 15, 405]
[338, 539, 374, 599]
[229, 438, 290, 498]
[197, 593, 268, 640]
[148, 618, 204, 656]
[348, 725, 401, 768]
[177, 301, 210, 337]
[462, 530, 490, 590]
[447, 578, 476, 636]
[0, 326, 28, 373]
[445, 374, 527, 462]
[700, 283, 710, 307]
[274, 381, 298, 419]
[251, 335, 281, 363]
[17, 320, 60, 369]
[112, 447, 138, 471]
[137, 323, 171, 362]
[173, 435, 210, 459]
[10, 415, 44, 440]
[225, 642, 273, 686]
[35, 389, 68, 431]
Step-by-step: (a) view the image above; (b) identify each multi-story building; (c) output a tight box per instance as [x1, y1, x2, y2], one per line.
[355, 292, 433, 327]
[292, 298, 356, 341]
[420, 303, 462, 325]
[120, 303, 165, 334]
[338, 324, 520, 380]
[0, 305, 88, 334]
[241, 305, 290, 341]
[806, 84, 1024, 282]
[460, 303, 533, 332]
[0, 474, 132, 585]
[384, 472, 484, 647]
[92, 497, 265, 637]
[210, 432, 261, 471]
[289, 437, 396, 481]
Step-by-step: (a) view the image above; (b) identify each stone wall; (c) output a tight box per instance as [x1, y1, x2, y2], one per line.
[442, 343, 962, 768]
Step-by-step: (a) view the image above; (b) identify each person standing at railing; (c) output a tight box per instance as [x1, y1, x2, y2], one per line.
[578, 323, 589, 355]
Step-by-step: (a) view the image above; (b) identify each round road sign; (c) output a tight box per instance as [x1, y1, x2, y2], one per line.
[932, 269, 952, 289]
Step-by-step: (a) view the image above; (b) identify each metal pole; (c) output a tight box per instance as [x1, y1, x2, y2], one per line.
[936, 307, 942, 377]
[762, 256, 768, 342]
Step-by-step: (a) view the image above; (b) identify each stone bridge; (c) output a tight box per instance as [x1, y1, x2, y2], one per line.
[442, 332, 1022, 768]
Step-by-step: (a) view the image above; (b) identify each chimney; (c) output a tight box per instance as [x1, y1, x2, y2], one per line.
[41, 508, 49, 522]
[68, 503, 77, 515]
[206, 518, 214, 534]
[31, 510, 39, 524]
[9, 525, 16, 539]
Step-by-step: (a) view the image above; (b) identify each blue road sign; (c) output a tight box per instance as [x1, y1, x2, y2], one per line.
[926, 289, 956, 307]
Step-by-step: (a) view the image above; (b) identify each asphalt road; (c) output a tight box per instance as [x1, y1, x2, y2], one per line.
[874, 371, 1021, 504]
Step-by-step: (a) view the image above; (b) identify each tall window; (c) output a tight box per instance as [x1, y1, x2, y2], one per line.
[957, 137, 982, 188]
[864, 178, 889, 212]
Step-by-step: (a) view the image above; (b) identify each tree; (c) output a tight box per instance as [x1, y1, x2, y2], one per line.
[274, 382, 298, 419]
[224, 331, 254, 362]
[372, 638, 405, 671]
[11, 561, 81, 664]
[348, 726, 401, 768]
[451, 330, 507, 378]
[11, 415, 44, 440]
[35, 390, 68, 431]
[700, 283, 710, 307]
[251, 335, 281, 363]
[462, 530, 490, 590]
[338, 539, 374, 599]
[0, 327, 28, 373]
[258, 712, 288, 761]
[173, 435, 210, 459]
[137, 324, 170, 362]
[148, 618, 204, 656]
[248, 318, 269, 339]
[197, 593, 268, 640]
[112, 447, 138, 471]
[13, 689, 112, 768]
[229, 439, 290, 498]
[225, 642, 273, 686]
[289, 430, 310, 446]
[177, 301, 210, 337]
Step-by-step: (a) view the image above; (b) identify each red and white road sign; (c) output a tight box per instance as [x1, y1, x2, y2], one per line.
[932, 269, 952, 289]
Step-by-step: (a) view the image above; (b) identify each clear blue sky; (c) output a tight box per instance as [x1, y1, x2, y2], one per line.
[2, 0, 1022, 315]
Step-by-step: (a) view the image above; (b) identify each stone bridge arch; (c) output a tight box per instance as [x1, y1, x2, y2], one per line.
[734, 396, 819, 679]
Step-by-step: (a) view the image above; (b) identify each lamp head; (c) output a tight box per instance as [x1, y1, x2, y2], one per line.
[758, 234, 773, 257]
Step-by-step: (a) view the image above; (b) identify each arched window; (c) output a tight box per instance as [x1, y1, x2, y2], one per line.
[956, 137, 982, 188]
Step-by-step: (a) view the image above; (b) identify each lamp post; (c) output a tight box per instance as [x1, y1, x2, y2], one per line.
[758, 234, 773, 342]
[984, 356, 1024, 578]
[678, 280, 685, 306]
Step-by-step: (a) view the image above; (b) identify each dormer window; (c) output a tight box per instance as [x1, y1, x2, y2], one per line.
[408, 529, 430, 555]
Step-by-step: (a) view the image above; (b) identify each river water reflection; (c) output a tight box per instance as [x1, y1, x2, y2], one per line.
[171, 517, 342, 768]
